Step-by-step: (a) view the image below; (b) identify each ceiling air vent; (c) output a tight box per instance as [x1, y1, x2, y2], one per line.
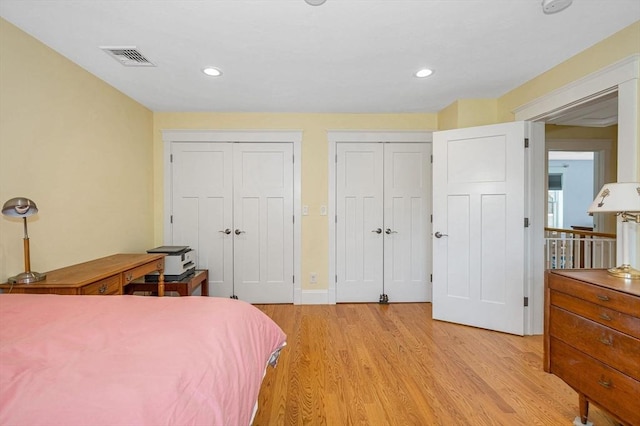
[100, 46, 155, 67]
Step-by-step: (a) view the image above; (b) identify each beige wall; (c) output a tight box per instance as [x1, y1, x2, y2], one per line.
[152, 113, 437, 290]
[0, 19, 154, 280]
[2, 16, 638, 285]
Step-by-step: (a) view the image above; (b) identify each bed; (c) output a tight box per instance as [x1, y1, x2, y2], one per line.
[0, 294, 286, 426]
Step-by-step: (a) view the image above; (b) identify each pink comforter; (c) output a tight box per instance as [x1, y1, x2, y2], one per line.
[0, 294, 286, 426]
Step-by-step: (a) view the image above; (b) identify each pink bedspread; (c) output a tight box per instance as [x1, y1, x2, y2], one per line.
[0, 294, 286, 426]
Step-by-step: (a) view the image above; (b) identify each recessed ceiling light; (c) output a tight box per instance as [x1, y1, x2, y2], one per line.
[415, 68, 434, 78]
[202, 67, 222, 77]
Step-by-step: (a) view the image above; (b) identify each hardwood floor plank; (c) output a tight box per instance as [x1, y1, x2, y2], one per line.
[254, 303, 618, 425]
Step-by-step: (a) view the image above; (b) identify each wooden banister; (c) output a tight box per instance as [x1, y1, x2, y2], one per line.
[544, 227, 616, 239]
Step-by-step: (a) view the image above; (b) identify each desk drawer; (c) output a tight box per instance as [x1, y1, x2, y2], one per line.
[81, 275, 120, 295]
[122, 259, 165, 285]
[549, 306, 640, 380]
[548, 274, 640, 316]
[550, 290, 640, 339]
[550, 338, 640, 426]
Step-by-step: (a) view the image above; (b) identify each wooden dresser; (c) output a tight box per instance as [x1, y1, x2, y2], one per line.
[0, 254, 165, 296]
[544, 269, 640, 426]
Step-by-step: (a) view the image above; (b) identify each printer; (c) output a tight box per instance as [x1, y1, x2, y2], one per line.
[145, 246, 196, 281]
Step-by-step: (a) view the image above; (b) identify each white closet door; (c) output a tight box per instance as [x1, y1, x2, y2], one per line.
[336, 143, 384, 302]
[384, 143, 432, 302]
[171, 142, 233, 297]
[233, 143, 294, 303]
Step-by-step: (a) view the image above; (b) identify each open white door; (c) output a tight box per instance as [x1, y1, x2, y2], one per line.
[432, 122, 527, 335]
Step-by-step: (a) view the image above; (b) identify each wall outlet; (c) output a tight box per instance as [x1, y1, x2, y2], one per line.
[310, 272, 318, 284]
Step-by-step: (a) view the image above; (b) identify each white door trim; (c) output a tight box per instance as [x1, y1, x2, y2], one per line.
[162, 129, 303, 304]
[328, 130, 433, 304]
[514, 54, 639, 335]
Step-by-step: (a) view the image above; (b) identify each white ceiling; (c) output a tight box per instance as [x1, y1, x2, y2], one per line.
[1, 0, 638, 113]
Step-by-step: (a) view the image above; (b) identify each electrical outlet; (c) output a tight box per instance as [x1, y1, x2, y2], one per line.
[302, 205, 309, 215]
[320, 205, 327, 216]
[310, 272, 317, 284]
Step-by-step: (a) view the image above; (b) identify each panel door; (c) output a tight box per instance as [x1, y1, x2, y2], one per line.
[171, 142, 233, 297]
[432, 122, 526, 335]
[233, 143, 294, 303]
[336, 143, 384, 302]
[384, 143, 432, 302]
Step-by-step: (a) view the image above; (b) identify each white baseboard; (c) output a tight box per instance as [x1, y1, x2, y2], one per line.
[299, 289, 332, 305]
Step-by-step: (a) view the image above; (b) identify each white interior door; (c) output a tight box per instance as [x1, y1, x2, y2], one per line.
[336, 142, 431, 303]
[233, 143, 294, 303]
[384, 143, 432, 302]
[336, 143, 384, 302]
[432, 122, 526, 335]
[171, 142, 233, 297]
[171, 142, 293, 303]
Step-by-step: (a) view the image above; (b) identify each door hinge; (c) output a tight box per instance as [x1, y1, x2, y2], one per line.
[170, 215, 173, 224]
[524, 218, 530, 228]
[430, 214, 433, 223]
[170, 154, 173, 162]
[335, 154, 338, 163]
[430, 154, 433, 163]
[524, 297, 529, 307]
[524, 138, 529, 148]
[335, 215, 337, 223]
[430, 274, 432, 283]
[293, 215, 295, 224]
[293, 275, 295, 284]
[335, 274, 338, 283]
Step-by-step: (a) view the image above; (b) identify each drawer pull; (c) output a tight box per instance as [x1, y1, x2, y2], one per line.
[599, 312, 612, 321]
[596, 294, 610, 302]
[598, 336, 613, 346]
[99, 284, 108, 294]
[597, 379, 611, 389]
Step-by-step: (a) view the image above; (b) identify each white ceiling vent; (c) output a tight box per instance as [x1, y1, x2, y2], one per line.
[100, 46, 155, 67]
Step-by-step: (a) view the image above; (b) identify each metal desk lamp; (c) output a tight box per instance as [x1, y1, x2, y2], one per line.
[2, 197, 47, 283]
[587, 182, 640, 279]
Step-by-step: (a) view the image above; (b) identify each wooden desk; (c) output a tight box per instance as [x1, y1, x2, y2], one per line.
[0, 254, 166, 296]
[544, 269, 640, 425]
[126, 269, 208, 296]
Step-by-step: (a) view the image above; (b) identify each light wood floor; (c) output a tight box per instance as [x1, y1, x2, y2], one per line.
[253, 303, 618, 426]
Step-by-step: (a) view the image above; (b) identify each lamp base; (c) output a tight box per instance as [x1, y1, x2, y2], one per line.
[607, 264, 640, 280]
[8, 271, 47, 284]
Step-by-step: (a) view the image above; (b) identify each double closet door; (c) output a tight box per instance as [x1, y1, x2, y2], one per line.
[336, 143, 432, 303]
[170, 142, 294, 303]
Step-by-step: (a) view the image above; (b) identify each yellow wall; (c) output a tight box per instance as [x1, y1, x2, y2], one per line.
[0, 18, 154, 280]
[2, 16, 638, 285]
[152, 113, 437, 290]
[438, 99, 498, 130]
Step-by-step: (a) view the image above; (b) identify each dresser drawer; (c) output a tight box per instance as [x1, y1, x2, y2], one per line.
[548, 274, 640, 316]
[81, 275, 121, 295]
[550, 290, 640, 339]
[549, 306, 640, 380]
[550, 338, 640, 426]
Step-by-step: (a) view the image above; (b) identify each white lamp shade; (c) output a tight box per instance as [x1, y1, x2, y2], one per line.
[587, 182, 640, 214]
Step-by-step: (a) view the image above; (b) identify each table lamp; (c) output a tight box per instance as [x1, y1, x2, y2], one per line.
[587, 182, 640, 279]
[2, 197, 47, 283]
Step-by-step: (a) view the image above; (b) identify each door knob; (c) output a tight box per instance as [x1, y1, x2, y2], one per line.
[385, 228, 398, 234]
[371, 228, 382, 234]
[434, 231, 448, 238]
[235, 229, 245, 235]
[219, 228, 231, 235]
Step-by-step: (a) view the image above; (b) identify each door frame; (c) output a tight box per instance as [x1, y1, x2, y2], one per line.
[327, 130, 433, 304]
[161, 129, 303, 303]
[514, 54, 639, 334]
